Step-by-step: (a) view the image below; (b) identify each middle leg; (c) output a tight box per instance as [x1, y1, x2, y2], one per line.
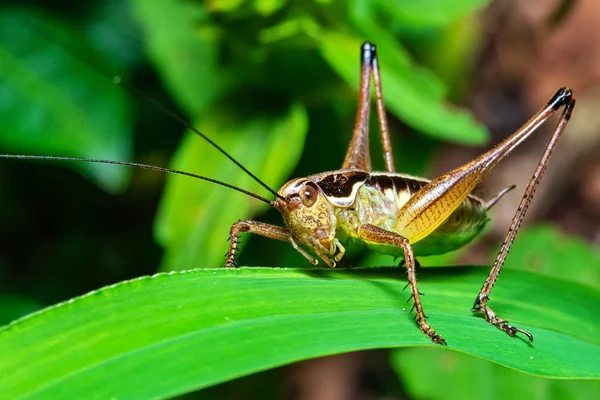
[358, 223, 446, 345]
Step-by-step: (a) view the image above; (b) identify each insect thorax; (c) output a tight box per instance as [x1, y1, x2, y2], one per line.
[312, 170, 490, 258]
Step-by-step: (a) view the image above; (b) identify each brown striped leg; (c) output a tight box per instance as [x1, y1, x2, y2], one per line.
[358, 224, 446, 345]
[371, 45, 395, 172]
[342, 42, 395, 172]
[342, 42, 373, 171]
[472, 91, 575, 343]
[341, 41, 395, 172]
[226, 221, 317, 267]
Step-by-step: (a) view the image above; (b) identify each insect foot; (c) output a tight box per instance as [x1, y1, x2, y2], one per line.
[415, 312, 447, 345]
[225, 220, 250, 268]
[225, 220, 295, 267]
[411, 298, 447, 346]
[471, 298, 534, 343]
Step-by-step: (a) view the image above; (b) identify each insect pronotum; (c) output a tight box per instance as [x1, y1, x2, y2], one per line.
[1, 42, 575, 345]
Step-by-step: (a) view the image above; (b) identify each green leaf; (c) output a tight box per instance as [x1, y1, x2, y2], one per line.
[0, 267, 598, 399]
[391, 348, 600, 400]
[155, 103, 308, 270]
[317, 31, 488, 145]
[0, 8, 133, 192]
[131, 0, 220, 116]
[254, 0, 287, 17]
[378, 0, 491, 29]
[501, 224, 600, 289]
[418, 13, 485, 101]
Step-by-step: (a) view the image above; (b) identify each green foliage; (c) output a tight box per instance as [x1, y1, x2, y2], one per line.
[501, 224, 600, 287]
[375, 0, 490, 29]
[0, 0, 492, 270]
[0, 9, 133, 192]
[318, 31, 487, 144]
[2, 0, 598, 398]
[132, 0, 220, 115]
[1, 267, 598, 399]
[392, 348, 600, 400]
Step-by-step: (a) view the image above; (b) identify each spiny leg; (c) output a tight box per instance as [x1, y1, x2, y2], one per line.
[384, 87, 573, 342]
[226, 220, 317, 267]
[472, 90, 575, 342]
[358, 224, 446, 345]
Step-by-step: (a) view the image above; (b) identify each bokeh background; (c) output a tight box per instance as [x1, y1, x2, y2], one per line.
[0, 0, 599, 398]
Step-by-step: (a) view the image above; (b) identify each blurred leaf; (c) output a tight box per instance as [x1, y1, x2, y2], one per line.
[378, 0, 491, 29]
[132, 0, 221, 116]
[85, 0, 145, 72]
[317, 31, 488, 145]
[0, 267, 598, 399]
[155, 102, 308, 270]
[254, 0, 287, 17]
[387, 128, 441, 175]
[259, 17, 306, 43]
[392, 347, 600, 400]
[419, 13, 484, 101]
[501, 224, 600, 288]
[548, 0, 578, 28]
[207, 0, 246, 13]
[0, 9, 133, 192]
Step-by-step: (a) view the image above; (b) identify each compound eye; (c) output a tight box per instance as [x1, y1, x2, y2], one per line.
[299, 182, 319, 207]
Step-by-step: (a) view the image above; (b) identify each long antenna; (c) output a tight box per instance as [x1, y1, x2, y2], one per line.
[0, 154, 274, 205]
[22, 21, 285, 201]
[112, 77, 284, 201]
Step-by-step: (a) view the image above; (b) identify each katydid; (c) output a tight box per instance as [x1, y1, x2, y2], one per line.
[0, 42, 575, 345]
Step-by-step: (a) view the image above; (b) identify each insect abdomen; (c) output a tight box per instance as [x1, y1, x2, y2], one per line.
[410, 194, 489, 256]
[333, 172, 489, 258]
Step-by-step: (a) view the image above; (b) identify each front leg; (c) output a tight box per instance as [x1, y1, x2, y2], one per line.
[358, 224, 446, 345]
[226, 220, 318, 267]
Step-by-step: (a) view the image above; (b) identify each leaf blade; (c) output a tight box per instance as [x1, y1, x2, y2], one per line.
[0, 267, 598, 399]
